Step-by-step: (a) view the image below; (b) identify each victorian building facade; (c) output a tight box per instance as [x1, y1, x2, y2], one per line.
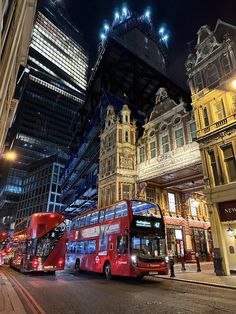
[186, 20, 236, 275]
[98, 88, 212, 262]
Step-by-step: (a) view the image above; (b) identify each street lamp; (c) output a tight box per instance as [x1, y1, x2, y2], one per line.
[3, 151, 17, 161]
[227, 226, 235, 238]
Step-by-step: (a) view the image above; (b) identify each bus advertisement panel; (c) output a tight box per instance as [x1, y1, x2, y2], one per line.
[11, 213, 67, 273]
[66, 200, 168, 279]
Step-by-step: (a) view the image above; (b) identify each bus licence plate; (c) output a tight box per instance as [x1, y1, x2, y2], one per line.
[149, 272, 159, 275]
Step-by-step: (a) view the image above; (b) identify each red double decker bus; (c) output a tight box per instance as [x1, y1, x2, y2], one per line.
[66, 200, 168, 279]
[11, 213, 67, 273]
[0, 231, 9, 265]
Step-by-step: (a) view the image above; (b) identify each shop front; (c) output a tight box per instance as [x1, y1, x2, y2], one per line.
[164, 216, 186, 262]
[188, 219, 212, 261]
[218, 200, 236, 274]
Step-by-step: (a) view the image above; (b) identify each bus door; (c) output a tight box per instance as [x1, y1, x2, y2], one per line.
[114, 235, 129, 276]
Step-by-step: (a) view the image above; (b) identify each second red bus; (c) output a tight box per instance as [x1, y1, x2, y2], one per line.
[11, 212, 67, 273]
[66, 200, 168, 279]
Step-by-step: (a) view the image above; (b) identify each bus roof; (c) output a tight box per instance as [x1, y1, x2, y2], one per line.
[72, 199, 160, 221]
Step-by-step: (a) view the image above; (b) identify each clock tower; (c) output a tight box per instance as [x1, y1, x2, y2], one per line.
[98, 104, 137, 207]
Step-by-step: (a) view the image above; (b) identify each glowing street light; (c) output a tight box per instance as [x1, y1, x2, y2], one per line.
[231, 79, 236, 89]
[3, 151, 17, 161]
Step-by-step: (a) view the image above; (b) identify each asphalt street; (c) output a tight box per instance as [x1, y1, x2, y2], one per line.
[3, 267, 236, 314]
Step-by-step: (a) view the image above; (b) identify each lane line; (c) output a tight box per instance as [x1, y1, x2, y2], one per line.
[3, 268, 46, 314]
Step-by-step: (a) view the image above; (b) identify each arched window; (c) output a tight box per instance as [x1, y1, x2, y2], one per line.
[203, 107, 209, 127]
[194, 72, 204, 91]
[125, 131, 129, 142]
[214, 99, 226, 121]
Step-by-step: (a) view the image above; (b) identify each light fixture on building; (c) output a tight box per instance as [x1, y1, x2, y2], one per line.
[3, 151, 17, 161]
[227, 226, 235, 238]
[231, 79, 236, 90]
[192, 199, 200, 208]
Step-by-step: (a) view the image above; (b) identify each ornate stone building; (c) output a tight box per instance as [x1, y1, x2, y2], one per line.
[186, 20, 236, 275]
[98, 105, 137, 207]
[0, 0, 36, 155]
[98, 89, 212, 262]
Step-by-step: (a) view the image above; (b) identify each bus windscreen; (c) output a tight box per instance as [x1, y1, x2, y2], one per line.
[131, 201, 161, 218]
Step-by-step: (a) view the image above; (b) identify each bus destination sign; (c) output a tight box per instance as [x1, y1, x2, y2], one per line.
[135, 220, 160, 229]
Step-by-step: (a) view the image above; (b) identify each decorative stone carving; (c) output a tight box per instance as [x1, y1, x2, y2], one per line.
[155, 87, 168, 104]
[195, 25, 221, 64]
[136, 182, 147, 200]
[120, 156, 133, 169]
[105, 105, 116, 129]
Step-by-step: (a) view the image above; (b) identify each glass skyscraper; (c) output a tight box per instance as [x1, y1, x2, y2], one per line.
[0, 0, 88, 229]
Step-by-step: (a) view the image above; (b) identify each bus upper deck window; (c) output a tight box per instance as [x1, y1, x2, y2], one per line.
[99, 210, 105, 222]
[115, 202, 127, 218]
[105, 207, 115, 221]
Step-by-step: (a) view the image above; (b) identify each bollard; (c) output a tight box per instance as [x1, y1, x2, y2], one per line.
[169, 258, 175, 277]
[196, 253, 201, 272]
[181, 254, 186, 271]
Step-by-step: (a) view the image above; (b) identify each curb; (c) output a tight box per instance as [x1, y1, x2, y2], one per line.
[0, 271, 26, 313]
[153, 275, 236, 290]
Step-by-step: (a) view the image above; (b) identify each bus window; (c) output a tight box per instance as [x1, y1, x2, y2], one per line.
[77, 241, 84, 254]
[115, 202, 128, 218]
[85, 214, 91, 226]
[90, 212, 99, 225]
[80, 217, 85, 228]
[117, 236, 128, 254]
[87, 240, 96, 253]
[105, 206, 115, 221]
[131, 201, 161, 218]
[99, 210, 105, 222]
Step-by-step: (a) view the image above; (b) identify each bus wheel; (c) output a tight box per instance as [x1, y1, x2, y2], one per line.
[104, 262, 112, 280]
[75, 259, 81, 272]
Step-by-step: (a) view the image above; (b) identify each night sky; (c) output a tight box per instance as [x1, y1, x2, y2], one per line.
[66, 0, 236, 88]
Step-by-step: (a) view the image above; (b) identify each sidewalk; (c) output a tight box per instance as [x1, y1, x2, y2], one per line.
[156, 262, 236, 289]
[0, 269, 26, 314]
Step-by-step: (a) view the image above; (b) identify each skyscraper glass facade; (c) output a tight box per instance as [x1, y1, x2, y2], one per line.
[0, 1, 88, 229]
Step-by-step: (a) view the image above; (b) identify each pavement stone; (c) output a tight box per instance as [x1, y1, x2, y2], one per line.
[0, 269, 26, 314]
[156, 261, 236, 289]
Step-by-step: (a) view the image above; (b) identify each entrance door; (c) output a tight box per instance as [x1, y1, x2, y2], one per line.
[224, 225, 236, 272]
[114, 235, 129, 276]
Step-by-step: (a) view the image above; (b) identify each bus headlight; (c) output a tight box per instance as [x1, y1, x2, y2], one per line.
[131, 255, 138, 265]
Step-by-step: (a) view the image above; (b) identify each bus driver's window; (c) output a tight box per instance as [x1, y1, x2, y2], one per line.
[117, 236, 128, 254]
